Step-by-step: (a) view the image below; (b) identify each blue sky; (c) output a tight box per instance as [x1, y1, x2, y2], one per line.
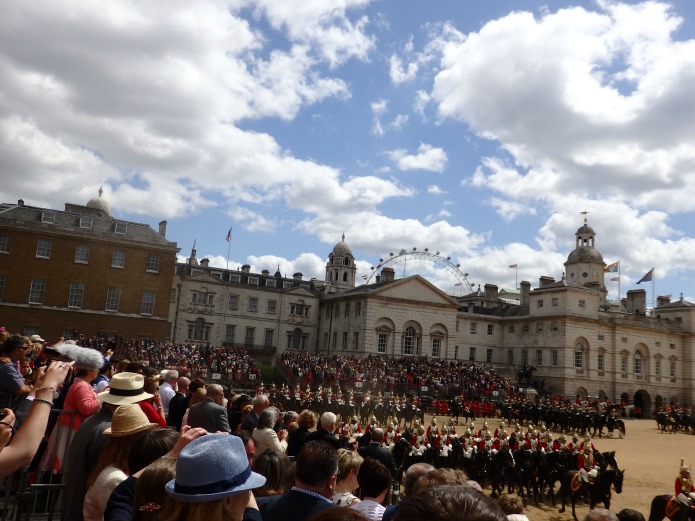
[2, 0, 695, 305]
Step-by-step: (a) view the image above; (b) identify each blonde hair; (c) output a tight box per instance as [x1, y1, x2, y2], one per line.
[297, 409, 317, 430]
[337, 448, 363, 481]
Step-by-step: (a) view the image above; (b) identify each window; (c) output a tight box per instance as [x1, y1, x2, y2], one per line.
[248, 276, 259, 286]
[508, 325, 515, 333]
[655, 359, 661, 376]
[68, 282, 84, 308]
[487, 324, 493, 335]
[342, 332, 348, 350]
[75, 245, 90, 264]
[36, 239, 52, 259]
[112, 250, 126, 268]
[332, 332, 338, 350]
[334, 305, 340, 318]
[598, 334, 604, 341]
[552, 297, 559, 307]
[537, 323, 544, 332]
[378, 333, 388, 354]
[621, 337, 628, 343]
[521, 349, 528, 365]
[42, 212, 55, 224]
[345, 303, 350, 317]
[579, 299, 586, 309]
[403, 326, 417, 355]
[106, 287, 121, 311]
[469, 347, 476, 361]
[551, 350, 558, 366]
[537, 299, 544, 308]
[0, 274, 4, 301]
[29, 278, 46, 304]
[356, 302, 361, 316]
[507, 349, 514, 365]
[291, 303, 305, 316]
[432, 338, 441, 358]
[264, 329, 274, 348]
[598, 353, 604, 372]
[634, 350, 642, 375]
[283, 281, 292, 289]
[353, 332, 359, 350]
[146, 255, 160, 273]
[323, 333, 329, 350]
[230, 275, 241, 283]
[225, 325, 235, 345]
[80, 216, 93, 229]
[114, 222, 127, 234]
[486, 348, 493, 363]
[189, 318, 210, 341]
[655, 341, 661, 347]
[289, 328, 305, 350]
[228, 294, 239, 310]
[536, 349, 543, 366]
[522, 324, 529, 334]
[0, 234, 10, 253]
[621, 356, 628, 374]
[267, 300, 277, 314]
[552, 322, 559, 332]
[141, 291, 155, 315]
[325, 306, 331, 319]
[470, 322, 477, 335]
[670, 343, 676, 349]
[574, 343, 583, 369]
[670, 361, 676, 378]
[248, 297, 258, 312]
[454, 345, 459, 360]
[265, 279, 276, 288]
[244, 327, 255, 347]
[171, 288, 177, 302]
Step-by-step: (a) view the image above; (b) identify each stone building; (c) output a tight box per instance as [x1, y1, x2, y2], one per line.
[169, 246, 321, 353]
[0, 190, 179, 340]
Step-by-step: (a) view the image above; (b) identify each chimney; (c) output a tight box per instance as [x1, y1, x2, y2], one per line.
[241, 264, 251, 273]
[484, 284, 498, 300]
[656, 295, 671, 308]
[520, 281, 531, 308]
[539, 276, 555, 288]
[381, 267, 395, 282]
[200, 258, 210, 267]
[18, 199, 24, 206]
[625, 289, 647, 314]
[293, 272, 303, 280]
[158, 220, 167, 237]
[261, 269, 269, 276]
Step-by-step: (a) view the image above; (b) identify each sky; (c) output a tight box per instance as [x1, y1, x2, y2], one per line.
[2, 0, 695, 305]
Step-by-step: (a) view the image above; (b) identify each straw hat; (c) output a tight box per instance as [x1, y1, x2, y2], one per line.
[166, 434, 266, 502]
[98, 372, 154, 405]
[104, 403, 159, 437]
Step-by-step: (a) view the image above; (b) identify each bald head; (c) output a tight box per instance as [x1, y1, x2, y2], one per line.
[404, 462, 435, 496]
[371, 428, 385, 443]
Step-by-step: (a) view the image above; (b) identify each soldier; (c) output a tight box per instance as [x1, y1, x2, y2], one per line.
[676, 461, 695, 507]
[578, 444, 599, 483]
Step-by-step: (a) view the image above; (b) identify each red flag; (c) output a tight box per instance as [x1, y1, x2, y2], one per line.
[225, 227, 232, 242]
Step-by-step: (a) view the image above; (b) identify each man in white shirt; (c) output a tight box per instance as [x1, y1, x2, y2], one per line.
[158, 369, 178, 417]
[351, 457, 391, 521]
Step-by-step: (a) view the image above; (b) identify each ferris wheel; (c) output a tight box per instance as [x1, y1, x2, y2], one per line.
[367, 248, 474, 294]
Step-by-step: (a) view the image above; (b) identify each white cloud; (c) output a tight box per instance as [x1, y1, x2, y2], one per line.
[370, 99, 388, 137]
[388, 143, 448, 172]
[389, 54, 419, 85]
[427, 185, 446, 195]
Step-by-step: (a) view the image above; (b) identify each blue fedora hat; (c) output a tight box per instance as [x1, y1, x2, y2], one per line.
[165, 434, 266, 502]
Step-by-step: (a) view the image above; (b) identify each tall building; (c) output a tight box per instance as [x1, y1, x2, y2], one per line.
[0, 190, 179, 340]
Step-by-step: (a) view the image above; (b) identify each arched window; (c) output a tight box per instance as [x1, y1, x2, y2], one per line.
[193, 318, 205, 341]
[634, 350, 642, 375]
[343, 272, 348, 282]
[574, 342, 584, 369]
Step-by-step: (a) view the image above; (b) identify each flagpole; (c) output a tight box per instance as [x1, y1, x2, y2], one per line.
[225, 227, 232, 271]
[223, 226, 232, 346]
[618, 261, 621, 306]
[515, 266, 518, 290]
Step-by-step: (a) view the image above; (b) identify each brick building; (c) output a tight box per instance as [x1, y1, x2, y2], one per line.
[0, 190, 179, 341]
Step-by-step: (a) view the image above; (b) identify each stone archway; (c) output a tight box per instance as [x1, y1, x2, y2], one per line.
[655, 395, 664, 412]
[633, 389, 652, 419]
[620, 392, 630, 404]
[597, 389, 607, 401]
[576, 387, 588, 400]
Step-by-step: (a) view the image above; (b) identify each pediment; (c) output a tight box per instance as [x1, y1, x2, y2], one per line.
[371, 276, 458, 307]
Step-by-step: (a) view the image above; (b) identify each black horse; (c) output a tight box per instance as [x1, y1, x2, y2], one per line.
[650, 495, 695, 521]
[488, 448, 515, 498]
[559, 468, 624, 520]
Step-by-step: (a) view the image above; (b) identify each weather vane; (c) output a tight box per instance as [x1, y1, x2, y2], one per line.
[580, 210, 589, 224]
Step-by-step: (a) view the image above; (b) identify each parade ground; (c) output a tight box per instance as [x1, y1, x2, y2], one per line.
[435, 416, 695, 520]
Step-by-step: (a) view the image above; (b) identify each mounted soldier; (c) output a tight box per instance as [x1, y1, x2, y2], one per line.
[578, 444, 599, 484]
[676, 461, 695, 507]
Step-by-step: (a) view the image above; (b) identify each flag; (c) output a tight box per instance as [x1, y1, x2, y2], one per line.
[610, 277, 619, 282]
[454, 282, 462, 287]
[225, 227, 232, 242]
[509, 264, 517, 269]
[604, 261, 619, 273]
[637, 268, 654, 284]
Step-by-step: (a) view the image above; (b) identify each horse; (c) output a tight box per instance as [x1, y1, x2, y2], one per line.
[559, 468, 624, 520]
[657, 411, 678, 433]
[391, 437, 411, 483]
[488, 447, 515, 498]
[649, 495, 695, 521]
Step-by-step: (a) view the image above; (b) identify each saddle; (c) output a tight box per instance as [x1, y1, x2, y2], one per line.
[666, 496, 681, 518]
[570, 473, 584, 492]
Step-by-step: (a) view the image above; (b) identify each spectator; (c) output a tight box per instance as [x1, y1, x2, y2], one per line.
[287, 409, 316, 458]
[158, 369, 179, 417]
[166, 376, 190, 430]
[0, 361, 74, 478]
[252, 449, 293, 497]
[394, 484, 506, 521]
[0, 335, 33, 411]
[83, 404, 159, 521]
[411, 468, 469, 495]
[306, 411, 350, 450]
[187, 384, 231, 433]
[584, 509, 619, 521]
[132, 457, 177, 521]
[258, 440, 338, 521]
[382, 462, 435, 521]
[617, 510, 646, 521]
[496, 494, 529, 521]
[229, 394, 252, 431]
[333, 448, 363, 507]
[92, 362, 114, 393]
[351, 458, 391, 521]
[253, 407, 288, 454]
[162, 434, 265, 521]
[358, 428, 399, 480]
[241, 394, 269, 433]
[232, 430, 257, 466]
[139, 366, 166, 427]
[181, 387, 206, 428]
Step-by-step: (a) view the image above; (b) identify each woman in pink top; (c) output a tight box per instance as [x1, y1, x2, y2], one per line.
[39, 366, 102, 473]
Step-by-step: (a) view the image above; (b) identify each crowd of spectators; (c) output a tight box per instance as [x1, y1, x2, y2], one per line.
[280, 353, 513, 397]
